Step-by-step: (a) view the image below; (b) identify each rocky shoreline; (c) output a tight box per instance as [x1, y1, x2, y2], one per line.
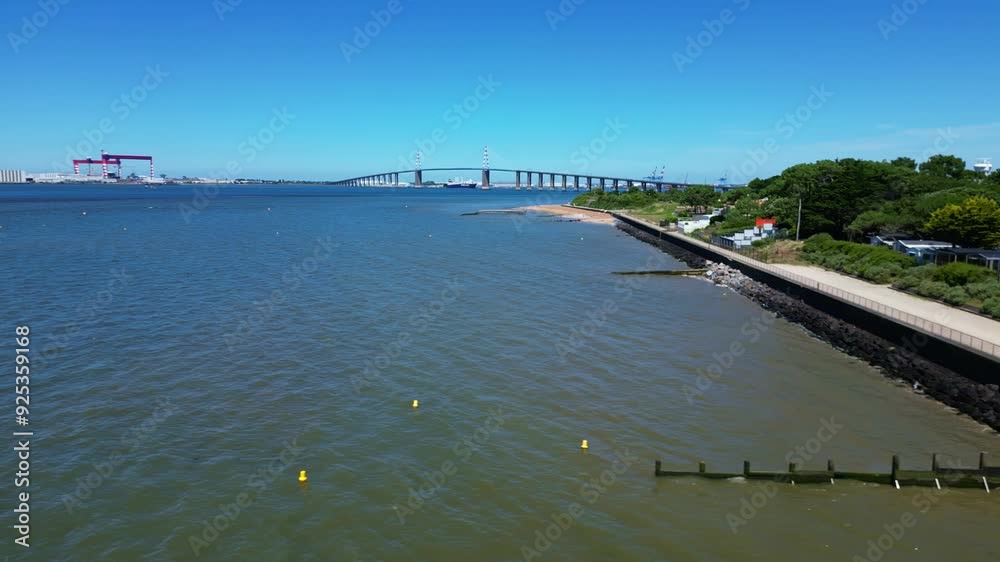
[617, 222, 1000, 433]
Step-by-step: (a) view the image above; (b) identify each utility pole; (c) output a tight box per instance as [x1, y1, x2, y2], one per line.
[795, 193, 803, 241]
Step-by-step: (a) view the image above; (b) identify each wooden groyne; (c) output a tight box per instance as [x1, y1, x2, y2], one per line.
[461, 209, 526, 216]
[655, 453, 999, 490]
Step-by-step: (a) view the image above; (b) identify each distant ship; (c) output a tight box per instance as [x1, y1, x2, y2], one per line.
[445, 177, 477, 189]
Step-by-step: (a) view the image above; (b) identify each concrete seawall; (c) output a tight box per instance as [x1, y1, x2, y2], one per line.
[610, 214, 1000, 431]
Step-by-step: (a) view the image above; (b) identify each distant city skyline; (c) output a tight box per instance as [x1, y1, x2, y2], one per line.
[2, 0, 998, 182]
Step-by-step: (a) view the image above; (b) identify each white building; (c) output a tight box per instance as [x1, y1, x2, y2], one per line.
[973, 158, 993, 175]
[676, 208, 725, 234]
[0, 170, 25, 183]
[24, 172, 107, 183]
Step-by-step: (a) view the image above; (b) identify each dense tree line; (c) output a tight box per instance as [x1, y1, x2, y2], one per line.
[572, 155, 1000, 248]
[737, 155, 1000, 244]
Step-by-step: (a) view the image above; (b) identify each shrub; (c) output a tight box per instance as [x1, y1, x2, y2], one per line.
[965, 282, 1000, 301]
[916, 280, 950, 299]
[863, 264, 900, 284]
[942, 286, 971, 306]
[904, 264, 937, 281]
[983, 297, 1000, 319]
[806, 233, 834, 245]
[802, 238, 914, 282]
[931, 262, 996, 287]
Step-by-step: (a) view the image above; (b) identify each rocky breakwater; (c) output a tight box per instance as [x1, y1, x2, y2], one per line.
[703, 261, 1000, 432]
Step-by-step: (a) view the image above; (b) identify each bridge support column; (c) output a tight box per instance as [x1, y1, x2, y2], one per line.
[561, 175, 567, 190]
[549, 174, 555, 189]
[394, 173, 399, 186]
[482, 169, 490, 188]
[600, 178, 606, 190]
[415, 170, 423, 187]
[613, 179, 619, 191]
[515, 171, 521, 189]
[574, 176, 580, 191]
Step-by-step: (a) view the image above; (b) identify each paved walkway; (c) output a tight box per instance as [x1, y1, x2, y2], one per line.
[615, 213, 1000, 360]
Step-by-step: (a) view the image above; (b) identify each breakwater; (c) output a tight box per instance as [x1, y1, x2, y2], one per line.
[614, 219, 1000, 432]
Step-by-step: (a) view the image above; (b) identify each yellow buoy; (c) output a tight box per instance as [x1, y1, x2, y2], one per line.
[581, 440, 589, 450]
[412, 400, 419, 408]
[298, 470, 308, 483]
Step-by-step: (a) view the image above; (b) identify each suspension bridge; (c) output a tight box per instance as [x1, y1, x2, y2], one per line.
[332, 147, 713, 191]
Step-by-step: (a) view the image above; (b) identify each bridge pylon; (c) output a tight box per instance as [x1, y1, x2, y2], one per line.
[482, 146, 490, 188]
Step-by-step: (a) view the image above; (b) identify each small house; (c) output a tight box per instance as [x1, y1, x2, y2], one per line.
[892, 240, 954, 264]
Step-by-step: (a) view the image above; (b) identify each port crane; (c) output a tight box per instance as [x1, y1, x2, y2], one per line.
[72, 149, 155, 180]
[643, 165, 666, 182]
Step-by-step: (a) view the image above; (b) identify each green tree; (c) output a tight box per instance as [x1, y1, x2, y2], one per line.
[891, 157, 917, 171]
[988, 169, 1000, 186]
[925, 196, 1000, 248]
[919, 155, 967, 179]
[680, 185, 718, 214]
[722, 186, 749, 205]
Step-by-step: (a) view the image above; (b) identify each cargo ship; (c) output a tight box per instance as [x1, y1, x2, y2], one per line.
[445, 177, 478, 189]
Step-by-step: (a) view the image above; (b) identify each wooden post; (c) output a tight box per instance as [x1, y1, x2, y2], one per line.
[932, 453, 939, 473]
[655, 460, 661, 476]
[699, 461, 706, 474]
[892, 454, 900, 483]
[981, 452, 988, 472]
[827, 459, 835, 473]
[743, 461, 751, 477]
[788, 462, 798, 473]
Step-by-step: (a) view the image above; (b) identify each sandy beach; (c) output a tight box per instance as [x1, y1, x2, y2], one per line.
[518, 205, 616, 224]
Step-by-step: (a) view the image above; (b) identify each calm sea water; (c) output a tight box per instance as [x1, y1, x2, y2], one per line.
[1, 184, 997, 562]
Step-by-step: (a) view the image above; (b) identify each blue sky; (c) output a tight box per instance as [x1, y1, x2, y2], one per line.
[1, 0, 998, 182]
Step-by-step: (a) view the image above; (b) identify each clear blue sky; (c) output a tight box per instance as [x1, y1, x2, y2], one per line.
[2, 0, 998, 182]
